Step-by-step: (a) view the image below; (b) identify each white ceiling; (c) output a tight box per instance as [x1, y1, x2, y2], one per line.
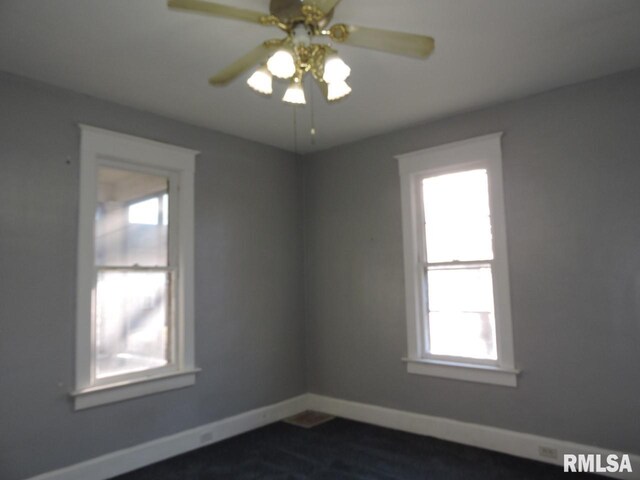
[1, 0, 640, 153]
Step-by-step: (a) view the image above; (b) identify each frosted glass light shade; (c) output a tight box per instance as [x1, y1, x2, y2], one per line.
[323, 54, 351, 83]
[267, 50, 296, 79]
[283, 81, 306, 105]
[247, 66, 273, 95]
[327, 80, 352, 101]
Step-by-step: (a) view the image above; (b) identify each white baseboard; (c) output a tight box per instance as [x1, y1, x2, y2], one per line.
[307, 394, 640, 480]
[28, 393, 639, 480]
[28, 395, 308, 480]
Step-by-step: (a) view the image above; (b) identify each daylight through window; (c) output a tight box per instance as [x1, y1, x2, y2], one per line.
[398, 134, 517, 386]
[74, 125, 197, 409]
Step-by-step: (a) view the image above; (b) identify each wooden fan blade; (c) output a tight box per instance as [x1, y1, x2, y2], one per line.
[209, 42, 279, 85]
[168, 0, 267, 24]
[333, 24, 434, 58]
[303, 0, 342, 15]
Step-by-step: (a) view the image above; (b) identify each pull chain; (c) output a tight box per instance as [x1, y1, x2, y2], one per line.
[310, 81, 317, 145]
[293, 106, 298, 154]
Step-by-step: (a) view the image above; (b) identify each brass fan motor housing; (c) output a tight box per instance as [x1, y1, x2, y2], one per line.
[270, 0, 334, 29]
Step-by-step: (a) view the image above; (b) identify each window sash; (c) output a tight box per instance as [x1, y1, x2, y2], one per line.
[90, 266, 179, 386]
[95, 158, 179, 268]
[89, 159, 181, 387]
[421, 266, 500, 366]
[417, 170, 501, 366]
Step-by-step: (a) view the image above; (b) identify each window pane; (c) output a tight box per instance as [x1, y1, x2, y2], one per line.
[422, 169, 493, 263]
[427, 266, 497, 360]
[95, 167, 169, 266]
[128, 197, 160, 225]
[95, 270, 170, 379]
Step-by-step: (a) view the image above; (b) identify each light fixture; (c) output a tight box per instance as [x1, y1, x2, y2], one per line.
[246, 65, 273, 95]
[322, 53, 351, 84]
[266, 49, 296, 79]
[327, 80, 352, 101]
[249, 45, 353, 104]
[173, 0, 436, 109]
[245, 44, 353, 105]
[282, 78, 306, 105]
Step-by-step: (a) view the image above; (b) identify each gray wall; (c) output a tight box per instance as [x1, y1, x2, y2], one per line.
[0, 72, 305, 480]
[304, 68, 640, 455]
[3, 65, 640, 479]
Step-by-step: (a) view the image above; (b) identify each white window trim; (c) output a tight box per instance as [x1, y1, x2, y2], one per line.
[397, 133, 519, 387]
[73, 125, 199, 410]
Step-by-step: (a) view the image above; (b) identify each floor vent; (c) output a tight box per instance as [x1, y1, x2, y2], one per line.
[283, 410, 335, 429]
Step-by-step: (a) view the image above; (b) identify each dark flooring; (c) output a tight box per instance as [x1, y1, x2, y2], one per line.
[112, 417, 601, 479]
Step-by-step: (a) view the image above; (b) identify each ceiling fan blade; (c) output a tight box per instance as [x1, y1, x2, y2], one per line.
[303, 0, 342, 14]
[333, 24, 434, 58]
[209, 42, 279, 85]
[168, 0, 267, 25]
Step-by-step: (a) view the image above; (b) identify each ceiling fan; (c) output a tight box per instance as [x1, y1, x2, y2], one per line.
[168, 0, 435, 105]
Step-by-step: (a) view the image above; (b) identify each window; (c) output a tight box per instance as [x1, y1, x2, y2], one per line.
[397, 133, 518, 387]
[73, 125, 198, 409]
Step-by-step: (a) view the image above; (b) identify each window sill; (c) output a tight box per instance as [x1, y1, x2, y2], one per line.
[402, 358, 519, 387]
[72, 368, 200, 410]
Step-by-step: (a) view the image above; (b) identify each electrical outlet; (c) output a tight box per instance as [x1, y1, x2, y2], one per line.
[200, 432, 214, 445]
[538, 446, 558, 459]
